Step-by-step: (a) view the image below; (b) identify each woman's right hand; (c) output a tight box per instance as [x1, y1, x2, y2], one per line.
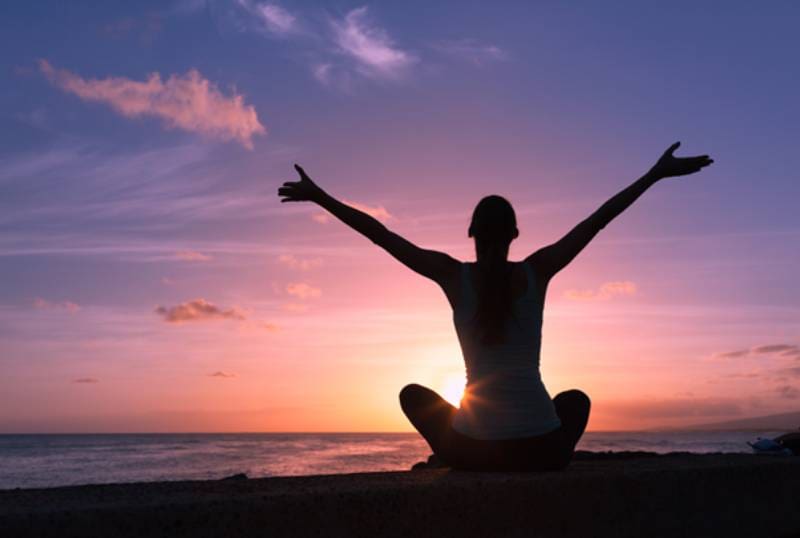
[278, 164, 325, 203]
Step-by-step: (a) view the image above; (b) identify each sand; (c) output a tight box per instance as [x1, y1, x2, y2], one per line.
[1, 452, 799, 537]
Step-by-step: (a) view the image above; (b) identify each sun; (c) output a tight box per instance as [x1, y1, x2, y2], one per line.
[440, 373, 466, 408]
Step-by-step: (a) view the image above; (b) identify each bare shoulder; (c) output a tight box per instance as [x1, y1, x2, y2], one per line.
[522, 251, 554, 285]
[439, 259, 465, 309]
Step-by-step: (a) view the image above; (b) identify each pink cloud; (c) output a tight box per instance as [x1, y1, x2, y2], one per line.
[343, 199, 393, 222]
[564, 281, 637, 301]
[282, 302, 309, 313]
[73, 378, 99, 384]
[209, 371, 236, 378]
[286, 282, 321, 299]
[155, 298, 245, 323]
[278, 254, 322, 271]
[39, 60, 265, 149]
[33, 298, 81, 313]
[174, 250, 212, 262]
[311, 212, 331, 224]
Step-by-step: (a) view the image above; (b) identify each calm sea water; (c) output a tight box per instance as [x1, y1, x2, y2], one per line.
[0, 431, 782, 490]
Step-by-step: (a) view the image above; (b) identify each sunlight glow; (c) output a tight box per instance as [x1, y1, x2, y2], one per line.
[440, 373, 467, 408]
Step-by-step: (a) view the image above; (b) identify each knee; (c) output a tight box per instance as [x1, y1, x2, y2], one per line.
[555, 389, 591, 412]
[399, 383, 424, 412]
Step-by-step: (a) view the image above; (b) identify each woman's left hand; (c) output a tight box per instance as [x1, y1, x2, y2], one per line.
[648, 142, 714, 179]
[278, 164, 325, 203]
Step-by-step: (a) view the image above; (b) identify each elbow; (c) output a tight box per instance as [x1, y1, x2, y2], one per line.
[367, 222, 390, 245]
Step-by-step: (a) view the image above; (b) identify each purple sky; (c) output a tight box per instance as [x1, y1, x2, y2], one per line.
[1, 1, 799, 432]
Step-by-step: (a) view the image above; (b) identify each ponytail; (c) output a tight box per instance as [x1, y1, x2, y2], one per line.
[468, 195, 518, 345]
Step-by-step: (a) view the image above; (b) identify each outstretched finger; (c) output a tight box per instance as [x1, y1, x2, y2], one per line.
[294, 163, 309, 179]
[665, 141, 681, 156]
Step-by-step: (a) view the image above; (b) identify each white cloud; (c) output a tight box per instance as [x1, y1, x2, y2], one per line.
[434, 39, 508, 66]
[331, 7, 415, 79]
[237, 0, 296, 35]
[39, 60, 265, 149]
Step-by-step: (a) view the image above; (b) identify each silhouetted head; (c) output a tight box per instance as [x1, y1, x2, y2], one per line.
[468, 195, 519, 344]
[468, 195, 519, 260]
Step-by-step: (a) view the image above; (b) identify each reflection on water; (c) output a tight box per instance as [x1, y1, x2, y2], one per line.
[0, 430, 778, 490]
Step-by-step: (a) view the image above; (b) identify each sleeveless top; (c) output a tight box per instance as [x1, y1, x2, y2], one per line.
[451, 261, 562, 440]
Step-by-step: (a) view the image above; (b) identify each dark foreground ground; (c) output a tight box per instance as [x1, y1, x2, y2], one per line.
[2, 452, 799, 538]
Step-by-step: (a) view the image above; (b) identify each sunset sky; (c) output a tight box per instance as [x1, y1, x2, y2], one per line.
[1, 1, 799, 433]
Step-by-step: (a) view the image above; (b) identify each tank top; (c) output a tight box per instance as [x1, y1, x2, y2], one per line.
[451, 261, 562, 440]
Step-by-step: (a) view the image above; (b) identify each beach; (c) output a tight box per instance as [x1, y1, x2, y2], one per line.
[2, 452, 799, 537]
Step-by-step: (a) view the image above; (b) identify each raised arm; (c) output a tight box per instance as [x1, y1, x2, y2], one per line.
[527, 142, 713, 280]
[278, 165, 460, 284]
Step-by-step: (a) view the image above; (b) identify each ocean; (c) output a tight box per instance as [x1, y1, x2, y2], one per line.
[0, 431, 782, 490]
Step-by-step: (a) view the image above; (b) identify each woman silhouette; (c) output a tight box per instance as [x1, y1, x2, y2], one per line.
[278, 142, 713, 471]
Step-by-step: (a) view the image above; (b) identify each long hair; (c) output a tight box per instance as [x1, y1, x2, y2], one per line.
[468, 195, 518, 345]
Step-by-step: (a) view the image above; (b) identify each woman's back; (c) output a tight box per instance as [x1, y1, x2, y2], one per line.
[451, 261, 562, 440]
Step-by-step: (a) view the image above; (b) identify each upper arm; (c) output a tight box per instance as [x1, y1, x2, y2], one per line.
[373, 228, 460, 284]
[526, 214, 604, 279]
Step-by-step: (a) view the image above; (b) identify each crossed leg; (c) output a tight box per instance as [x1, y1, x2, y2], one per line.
[552, 389, 591, 450]
[398, 383, 456, 455]
[400, 383, 591, 469]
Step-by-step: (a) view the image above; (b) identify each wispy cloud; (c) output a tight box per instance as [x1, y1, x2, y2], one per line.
[39, 60, 265, 148]
[714, 343, 799, 360]
[776, 385, 800, 399]
[209, 371, 236, 378]
[311, 211, 331, 224]
[155, 298, 245, 323]
[564, 281, 637, 301]
[175, 250, 212, 262]
[278, 254, 322, 271]
[433, 39, 508, 66]
[282, 302, 308, 313]
[237, 0, 297, 35]
[33, 298, 81, 313]
[602, 397, 743, 419]
[73, 377, 99, 384]
[331, 7, 415, 80]
[286, 282, 321, 299]
[101, 13, 162, 45]
[311, 63, 334, 86]
[753, 344, 798, 354]
[715, 349, 751, 359]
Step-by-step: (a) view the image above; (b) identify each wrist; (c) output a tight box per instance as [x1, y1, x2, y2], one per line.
[642, 169, 662, 183]
[314, 189, 332, 206]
